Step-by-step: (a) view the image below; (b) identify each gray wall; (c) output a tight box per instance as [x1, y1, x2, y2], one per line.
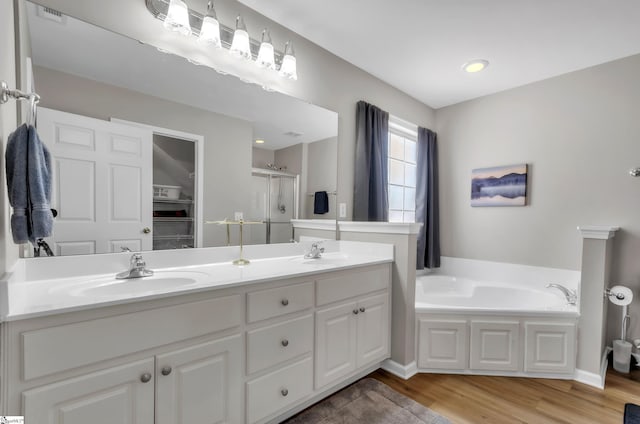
[34, 66, 254, 248]
[306, 137, 338, 219]
[252, 147, 274, 169]
[436, 54, 640, 344]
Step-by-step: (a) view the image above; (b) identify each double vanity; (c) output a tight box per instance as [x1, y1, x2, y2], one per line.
[0, 241, 393, 423]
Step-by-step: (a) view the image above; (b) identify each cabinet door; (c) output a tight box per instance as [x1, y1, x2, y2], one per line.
[470, 320, 520, 371]
[23, 358, 154, 424]
[524, 322, 576, 374]
[315, 301, 358, 389]
[417, 319, 468, 369]
[356, 293, 390, 367]
[156, 334, 243, 424]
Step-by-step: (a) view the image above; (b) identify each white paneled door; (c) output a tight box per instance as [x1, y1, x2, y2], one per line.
[37, 107, 153, 255]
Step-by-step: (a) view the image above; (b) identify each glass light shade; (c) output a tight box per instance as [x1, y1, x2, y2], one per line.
[256, 29, 275, 69]
[163, 0, 191, 36]
[197, 1, 221, 47]
[230, 16, 252, 60]
[279, 41, 297, 80]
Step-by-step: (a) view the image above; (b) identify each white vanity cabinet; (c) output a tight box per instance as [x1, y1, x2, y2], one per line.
[22, 335, 243, 424]
[315, 266, 391, 389]
[7, 294, 245, 423]
[1, 261, 392, 424]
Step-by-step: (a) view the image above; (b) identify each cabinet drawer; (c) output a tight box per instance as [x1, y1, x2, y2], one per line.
[247, 314, 313, 374]
[316, 266, 389, 306]
[22, 295, 242, 381]
[247, 282, 313, 323]
[246, 357, 313, 424]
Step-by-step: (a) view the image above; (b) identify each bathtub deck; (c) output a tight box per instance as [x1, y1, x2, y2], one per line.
[370, 368, 640, 424]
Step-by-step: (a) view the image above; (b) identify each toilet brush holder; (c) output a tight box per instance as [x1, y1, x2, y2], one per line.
[613, 339, 632, 373]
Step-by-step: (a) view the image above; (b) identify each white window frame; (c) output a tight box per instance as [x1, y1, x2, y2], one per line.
[387, 115, 418, 223]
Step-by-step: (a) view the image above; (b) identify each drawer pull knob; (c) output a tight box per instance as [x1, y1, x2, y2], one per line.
[161, 366, 172, 376]
[353, 309, 359, 315]
[281, 388, 289, 397]
[140, 373, 152, 383]
[281, 299, 289, 306]
[360, 307, 366, 313]
[281, 339, 289, 347]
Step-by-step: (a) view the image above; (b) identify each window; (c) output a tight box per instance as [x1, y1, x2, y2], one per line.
[388, 117, 418, 223]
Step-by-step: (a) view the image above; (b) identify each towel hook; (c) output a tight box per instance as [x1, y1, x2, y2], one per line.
[27, 93, 40, 127]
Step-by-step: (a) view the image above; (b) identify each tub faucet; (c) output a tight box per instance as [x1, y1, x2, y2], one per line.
[546, 283, 577, 305]
[116, 253, 154, 279]
[304, 242, 325, 259]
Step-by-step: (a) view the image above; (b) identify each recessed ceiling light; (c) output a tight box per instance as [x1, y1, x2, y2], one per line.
[462, 59, 489, 73]
[255, 139, 265, 144]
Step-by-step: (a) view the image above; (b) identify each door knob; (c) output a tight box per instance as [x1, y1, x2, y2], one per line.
[140, 372, 152, 383]
[161, 366, 172, 376]
[142, 227, 151, 234]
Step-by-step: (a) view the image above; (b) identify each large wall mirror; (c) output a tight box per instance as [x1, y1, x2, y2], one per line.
[19, 0, 338, 257]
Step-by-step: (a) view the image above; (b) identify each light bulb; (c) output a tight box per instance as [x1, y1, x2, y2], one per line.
[279, 41, 297, 80]
[163, 0, 191, 36]
[197, 1, 221, 47]
[256, 29, 275, 69]
[230, 16, 252, 60]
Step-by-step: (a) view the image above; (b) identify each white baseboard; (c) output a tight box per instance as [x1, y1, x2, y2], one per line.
[574, 346, 611, 389]
[381, 359, 417, 380]
[574, 368, 605, 389]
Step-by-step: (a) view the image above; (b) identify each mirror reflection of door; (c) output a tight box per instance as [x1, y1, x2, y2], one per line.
[38, 107, 153, 255]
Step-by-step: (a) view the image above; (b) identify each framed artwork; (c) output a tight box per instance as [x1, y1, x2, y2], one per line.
[471, 164, 528, 206]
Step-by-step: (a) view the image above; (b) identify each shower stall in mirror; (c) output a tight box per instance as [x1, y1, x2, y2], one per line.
[249, 169, 299, 244]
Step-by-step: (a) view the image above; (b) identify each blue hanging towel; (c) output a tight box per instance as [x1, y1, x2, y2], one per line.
[5, 124, 54, 244]
[313, 191, 329, 214]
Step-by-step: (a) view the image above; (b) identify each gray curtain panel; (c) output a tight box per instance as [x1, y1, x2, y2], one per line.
[416, 127, 440, 269]
[354, 101, 389, 221]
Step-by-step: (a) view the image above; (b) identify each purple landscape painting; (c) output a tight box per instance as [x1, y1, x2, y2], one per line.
[471, 164, 528, 207]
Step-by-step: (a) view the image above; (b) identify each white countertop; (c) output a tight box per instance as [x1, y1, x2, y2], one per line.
[0, 241, 393, 322]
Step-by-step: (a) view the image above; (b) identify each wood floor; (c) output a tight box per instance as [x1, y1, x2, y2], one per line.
[369, 368, 640, 424]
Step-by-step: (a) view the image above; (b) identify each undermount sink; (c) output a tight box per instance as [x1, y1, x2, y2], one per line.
[67, 271, 209, 299]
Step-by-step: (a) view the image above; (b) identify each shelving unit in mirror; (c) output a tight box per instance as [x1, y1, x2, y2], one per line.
[153, 199, 195, 250]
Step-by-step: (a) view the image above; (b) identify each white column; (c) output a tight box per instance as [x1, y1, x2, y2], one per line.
[575, 225, 619, 388]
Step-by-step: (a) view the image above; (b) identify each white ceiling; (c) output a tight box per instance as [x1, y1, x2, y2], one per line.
[238, 0, 640, 109]
[26, 2, 338, 151]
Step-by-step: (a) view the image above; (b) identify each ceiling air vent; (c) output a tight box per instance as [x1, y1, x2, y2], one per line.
[283, 131, 303, 138]
[36, 5, 66, 24]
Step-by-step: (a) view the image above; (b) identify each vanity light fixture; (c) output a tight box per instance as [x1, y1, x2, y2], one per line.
[279, 41, 297, 80]
[256, 29, 276, 70]
[462, 59, 489, 73]
[230, 15, 252, 60]
[163, 0, 191, 36]
[146, 0, 297, 81]
[255, 139, 265, 144]
[197, 0, 221, 47]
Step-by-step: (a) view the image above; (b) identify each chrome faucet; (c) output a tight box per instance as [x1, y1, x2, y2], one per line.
[116, 253, 154, 279]
[546, 283, 577, 305]
[304, 242, 325, 259]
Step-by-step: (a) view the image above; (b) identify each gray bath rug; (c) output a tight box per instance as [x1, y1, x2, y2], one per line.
[284, 378, 450, 424]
